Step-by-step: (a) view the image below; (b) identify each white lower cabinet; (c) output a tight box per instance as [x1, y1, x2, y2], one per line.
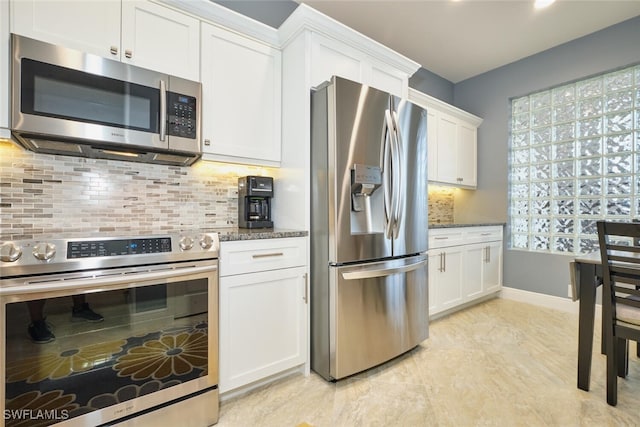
[219, 237, 307, 393]
[428, 226, 503, 317]
[481, 240, 503, 294]
[429, 246, 464, 313]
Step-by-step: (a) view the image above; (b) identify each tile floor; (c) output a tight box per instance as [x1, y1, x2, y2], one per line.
[217, 298, 640, 426]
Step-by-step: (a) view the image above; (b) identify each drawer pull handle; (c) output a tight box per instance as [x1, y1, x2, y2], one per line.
[252, 252, 284, 259]
[434, 237, 448, 240]
[481, 233, 491, 236]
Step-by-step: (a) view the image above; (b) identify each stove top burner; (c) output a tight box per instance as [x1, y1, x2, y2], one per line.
[0, 231, 219, 278]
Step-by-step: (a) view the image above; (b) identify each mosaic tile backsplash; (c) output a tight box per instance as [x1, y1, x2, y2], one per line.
[1, 139, 455, 240]
[0, 140, 272, 240]
[428, 187, 455, 224]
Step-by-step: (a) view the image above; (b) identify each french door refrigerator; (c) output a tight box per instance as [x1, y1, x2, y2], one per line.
[310, 76, 429, 381]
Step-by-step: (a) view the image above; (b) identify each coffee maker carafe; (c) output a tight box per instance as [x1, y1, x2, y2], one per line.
[238, 176, 274, 229]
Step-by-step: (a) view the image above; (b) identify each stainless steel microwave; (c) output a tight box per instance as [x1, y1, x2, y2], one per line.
[11, 34, 202, 166]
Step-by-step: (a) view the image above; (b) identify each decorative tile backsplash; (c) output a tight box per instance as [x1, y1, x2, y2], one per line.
[428, 187, 454, 224]
[1, 139, 455, 240]
[0, 140, 272, 240]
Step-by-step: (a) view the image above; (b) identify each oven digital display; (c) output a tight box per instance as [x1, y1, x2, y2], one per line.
[67, 238, 172, 258]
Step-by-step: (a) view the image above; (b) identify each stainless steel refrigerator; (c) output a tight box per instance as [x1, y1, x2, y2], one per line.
[310, 76, 429, 381]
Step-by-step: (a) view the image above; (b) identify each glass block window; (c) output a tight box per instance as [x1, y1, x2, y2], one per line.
[509, 64, 640, 254]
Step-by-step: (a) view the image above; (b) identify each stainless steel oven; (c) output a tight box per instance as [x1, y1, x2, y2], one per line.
[0, 232, 219, 427]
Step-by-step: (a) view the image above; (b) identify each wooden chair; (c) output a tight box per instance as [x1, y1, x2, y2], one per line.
[597, 221, 640, 406]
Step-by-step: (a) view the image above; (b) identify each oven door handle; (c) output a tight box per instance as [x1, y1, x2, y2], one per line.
[0, 264, 217, 296]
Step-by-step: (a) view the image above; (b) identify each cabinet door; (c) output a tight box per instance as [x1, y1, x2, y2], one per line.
[463, 244, 484, 300]
[482, 241, 503, 294]
[201, 23, 281, 165]
[435, 113, 458, 185]
[368, 61, 406, 97]
[121, 1, 200, 81]
[431, 247, 463, 312]
[426, 108, 438, 181]
[457, 121, 477, 187]
[310, 33, 362, 88]
[219, 266, 307, 393]
[11, 0, 121, 59]
[428, 251, 440, 315]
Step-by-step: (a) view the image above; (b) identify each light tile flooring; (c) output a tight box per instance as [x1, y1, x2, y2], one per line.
[217, 298, 640, 426]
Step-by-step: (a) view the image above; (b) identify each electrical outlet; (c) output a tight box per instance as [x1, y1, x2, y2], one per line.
[568, 284, 573, 298]
[227, 188, 238, 198]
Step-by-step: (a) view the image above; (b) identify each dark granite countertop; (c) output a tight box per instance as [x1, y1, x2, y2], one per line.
[429, 222, 506, 229]
[216, 228, 308, 242]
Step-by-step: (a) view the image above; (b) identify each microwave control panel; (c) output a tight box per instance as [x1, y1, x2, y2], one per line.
[167, 92, 197, 139]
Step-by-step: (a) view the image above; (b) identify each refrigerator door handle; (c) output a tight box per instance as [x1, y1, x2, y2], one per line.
[390, 109, 403, 239]
[341, 258, 427, 280]
[383, 109, 396, 239]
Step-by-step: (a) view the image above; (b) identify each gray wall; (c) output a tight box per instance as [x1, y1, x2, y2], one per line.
[215, 0, 454, 102]
[452, 16, 640, 297]
[409, 68, 454, 104]
[213, 0, 298, 28]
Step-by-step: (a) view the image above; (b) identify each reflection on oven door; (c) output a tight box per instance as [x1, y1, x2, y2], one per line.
[3, 278, 213, 427]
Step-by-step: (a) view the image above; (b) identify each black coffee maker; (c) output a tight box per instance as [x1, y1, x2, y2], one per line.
[238, 176, 274, 229]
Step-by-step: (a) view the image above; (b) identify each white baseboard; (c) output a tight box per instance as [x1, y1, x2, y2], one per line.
[499, 286, 602, 318]
[219, 365, 305, 402]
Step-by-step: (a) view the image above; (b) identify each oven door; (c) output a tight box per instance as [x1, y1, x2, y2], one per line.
[0, 261, 218, 427]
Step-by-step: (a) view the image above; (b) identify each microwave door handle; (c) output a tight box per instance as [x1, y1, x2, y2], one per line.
[159, 79, 167, 142]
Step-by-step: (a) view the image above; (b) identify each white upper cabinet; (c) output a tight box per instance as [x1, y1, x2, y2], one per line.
[11, 0, 121, 59]
[409, 88, 482, 188]
[309, 32, 408, 97]
[456, 121, 478, 187]
[434, 111, 459, 185]
[121, 1, 200, 81]
[310, 33, 361, 86]
[200, 22, 281, 166]
[426, 108, 438, 182]
[11, 0, 200, 81]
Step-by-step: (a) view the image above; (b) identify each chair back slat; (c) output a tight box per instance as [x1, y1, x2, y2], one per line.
[608, 244, 640, 254]
[615, 295, 640, 309]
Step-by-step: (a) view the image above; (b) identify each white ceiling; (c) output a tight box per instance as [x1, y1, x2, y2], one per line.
[298, 0, 640, 83]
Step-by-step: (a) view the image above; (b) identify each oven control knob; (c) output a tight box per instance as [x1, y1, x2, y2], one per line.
[199, 234, 214, 250]
[32, 242, 56, 261]
[179, 236, 194, 251]
[0, 242, 22, 262]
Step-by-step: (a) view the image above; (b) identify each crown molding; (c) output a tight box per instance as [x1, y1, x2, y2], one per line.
[157, 0, 279, 46]
[279, 4, 420, 76]
[409, 88, 483, 126]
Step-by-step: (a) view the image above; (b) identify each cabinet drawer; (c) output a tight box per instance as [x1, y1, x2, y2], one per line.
[220, 237, 307, 277]
[429, 229, 464, 249]
[465, 226, 503, 243]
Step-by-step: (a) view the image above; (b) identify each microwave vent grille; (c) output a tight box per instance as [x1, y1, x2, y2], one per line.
[29, 138, 84, 154]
